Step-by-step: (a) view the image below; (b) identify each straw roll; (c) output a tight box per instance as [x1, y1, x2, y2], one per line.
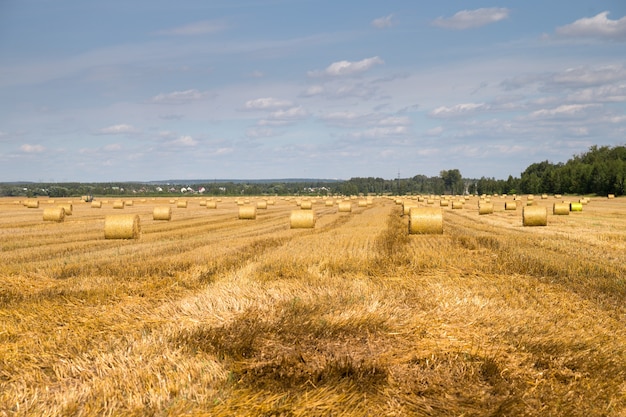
[177, 201, 188, 208]
[300, 200, 313, 210]
[43, 207, 65, 222]
[553, 203, 570, 215]
[113, 201, 125, 209]
[104, 214, 141, 239]
[239, 206, 257, 220]
[570, 202, 583, 212]
[478, 202, 494, 215]
[408, 207, 443, 234]
[522, 206, 547, 226]
[206, 201, 217, 209]
[153, 206, 172, 221]
[91, 201, 102, 208]
[505, 201, 517, 210]
[290, 210, 316, 229]
[59, 203, 73, 215]
[338, 201, 352, 213]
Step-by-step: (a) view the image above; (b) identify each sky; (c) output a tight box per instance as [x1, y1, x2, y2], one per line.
[1, 0, 625, 182]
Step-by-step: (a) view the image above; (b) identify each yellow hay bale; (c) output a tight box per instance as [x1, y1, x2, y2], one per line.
[570, 202, 583, 212]
[541, 194, 548, 199]
[91, 201, 102, 208]
[267, 199, 275, 205]
[451, 201, 463, 209]
[206, 201, 217, 209]
[59, 203, 73, 215]
[199, 200, 207, 206]
[527, 195, 535, 201]
[505, 201, 517, 210]
[153, 206, 172, 221]
[553, 203, 570, 215]
[358, 200, 367, 207]
[526, 200, 535, 206]
[25, 200, 39, 208]
[608, 194, 615, 199]
[402, 201, 418, 216]
[239, 205, 257, 220]
[113, 200, 125, 209]
[579, 198, 588, 205]
[257, 201, 268, 209]
[439, 200, 449, 207]
[325, 200, 334, 207]
[426, 199, 435, 205]
[169, 199, 176, 204]
[104, 214, 140, 239]
[408, 207, 443, 234]
[300, 200, 313, 210]
[555, 194, 562, 199]
[290, 210, 316, 229]
[43, 207, 65, 222]
[177, 201, 188, 208]
[338, 201, 352, 213]
[523, 206, 547, 226]
[478, 203, 494, 215]
[125, 200, 133, 206]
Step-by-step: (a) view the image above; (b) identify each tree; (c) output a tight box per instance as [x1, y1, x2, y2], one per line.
[440, 169, 463, 194]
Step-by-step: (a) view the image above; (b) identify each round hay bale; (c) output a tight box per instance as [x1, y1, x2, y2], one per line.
[177, 201, 188, 208]
[239, 205, 257, 220]
[541, 194, 548, 199]
[358, 200, 367, 207]
[300, 200, 313, 210]
[505, 201, 517, 210]
[478, 202, 494, 215]
[338, 201, 352, 213]
[452, 201, 463, 209]
[43, 207, 65, 222]
[553, 203, 570, 215]
[439, 200, 449, 207]
[325, 200, 334, 207]
[402, 201, 418, 216]
[570, 202, 583, 212]
[104, 214, 140, 239]
[526, 200, 535, 206]
[91, 201, 102, 208]
[608, 194, 615, 199]
[290, 210, 315, 229]
[113, 200, 125, 209]
[26, 200, 39, 208]
[153, 206, 172, 221]
[59, 203, 73, 215]
[199, 200, 207, 207]
[125, 200, 134, 206]
[206, 201, 217, 209]
[257, 200, 268, 209]
[523, 206, 547, 226]
[408, 207, 443, 235]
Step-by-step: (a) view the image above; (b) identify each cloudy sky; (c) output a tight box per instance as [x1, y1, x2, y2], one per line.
[1, 0, 625, 182]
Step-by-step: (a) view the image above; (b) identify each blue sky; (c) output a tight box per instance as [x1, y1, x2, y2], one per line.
[1, 0, 625, 182]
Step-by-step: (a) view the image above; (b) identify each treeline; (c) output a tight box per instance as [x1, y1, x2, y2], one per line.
[2, 145, 624, 197]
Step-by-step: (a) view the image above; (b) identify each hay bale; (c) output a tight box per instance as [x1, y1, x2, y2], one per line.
[113, 201, 125, 209]
[553, 203, 570, 215]
[91, 201, 102, 208]
[43, 207, 65, 222]
[59, 203, 73, 215]
[608, 194, 615, 199]
[523, 206, 547, 226]
[439, 199, 449, 207]
[505, 201, 517, 210]
[239, 205, 257, 220]
[402, 201, 418, 216]
[358, 200, 367, 207]
[478, 202, 494, 215]
[570, 202, 583, 212]
[177, 201, 188, 208]
[325, 200, 334, 207]
[104, 214, 140, 239]
[338, 201, 352, 213]
[125, 200, 134, 206]
[206, 201, 217, 209]
[409, 207, 443, 234]
[290, 210, 315, 229]
[257, 201, 268, 209]
[25, 200, 39, 208]
[300, 200, 313, 210]
[199, 200, 207, 207]
[452, 201, 463, 209]
[153, 206, 172, 221]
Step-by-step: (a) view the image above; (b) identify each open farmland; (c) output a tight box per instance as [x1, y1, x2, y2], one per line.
[1, 196, 625, 416]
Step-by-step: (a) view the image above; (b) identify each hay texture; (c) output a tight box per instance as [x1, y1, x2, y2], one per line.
[300, 200, 313, 210]
[25, 200, 39, 208]
[358, 200, 367, 207]
[43, 207, 65, 223]
[290, 210, 315, 229]
[153, 206, 172, 221]
[113, 201, 125, 209]
[338, 201, 352, 213]
[505, 201, 517, 210]
[104, 214, 141, 239]
[452, 201, 463, 209]
[478, 202, 494, 215]
[570, 202, 583, 212]
[608, 194, 615, 199]
[408, 207, 443, 235]
[439, 199, 449, 207]
[124, 200, 134, 207]
[402, 201, 418, 216]
[523, 206, 547, 227]
[59, 203, 73, 215]
[325, 200, 334, 207]
[553, 203, 570, 215]
[206, 201, 217, 209]
[239, 206, 257, 220]
[91, 201, 102, 208]
[257, 201, 268, 209]
[177, 201, 188, 208]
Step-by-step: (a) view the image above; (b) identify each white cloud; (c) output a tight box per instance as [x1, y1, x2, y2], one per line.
[429, 103, 489, 118]
[555, 11, 626, 41]
[308, 56, 384, 77]
[244, 97, 293, 110]
[372, 14, 394, 29]
[258, 106, 308, 126]
[169, 135, 198, 146]
[528, 104, 601, 119]
[432, 8, 509, 30]
[550, 65, 626, 87]
[350, 126, 409, 140]
[156, 20, 227, 36]
[97, 124, 138, 135]
[151, 89, 211, 104]
[302, 85, 324, 97]
[20, 144, 45, 153]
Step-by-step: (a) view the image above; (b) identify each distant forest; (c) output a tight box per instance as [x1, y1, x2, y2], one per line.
[2, 145, 625, 197]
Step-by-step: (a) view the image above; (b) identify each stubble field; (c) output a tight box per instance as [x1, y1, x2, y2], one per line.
[0, 195, 625, 416]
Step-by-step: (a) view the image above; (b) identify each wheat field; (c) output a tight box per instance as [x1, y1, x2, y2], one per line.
[1, 195, 625, 416]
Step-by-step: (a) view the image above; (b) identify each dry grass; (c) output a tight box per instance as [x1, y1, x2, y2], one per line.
[0, 196, 625, 416]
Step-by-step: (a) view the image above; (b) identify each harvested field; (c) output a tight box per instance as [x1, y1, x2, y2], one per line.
[0, 196, 625, 416]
